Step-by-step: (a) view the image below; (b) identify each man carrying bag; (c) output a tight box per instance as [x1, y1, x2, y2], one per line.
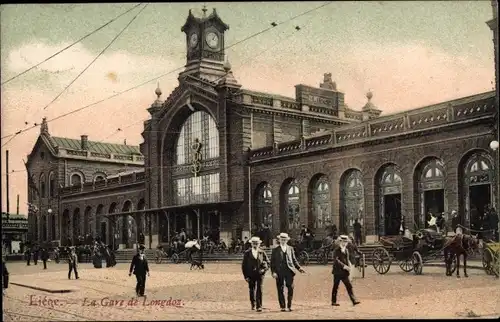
[331, 235, 360, 307]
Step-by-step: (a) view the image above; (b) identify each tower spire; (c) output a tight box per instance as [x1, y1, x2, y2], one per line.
[202, 3, 207, 17]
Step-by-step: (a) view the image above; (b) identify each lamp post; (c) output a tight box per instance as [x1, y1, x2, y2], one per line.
[490, 140, 499, 237]
[47, 209, 52, 242]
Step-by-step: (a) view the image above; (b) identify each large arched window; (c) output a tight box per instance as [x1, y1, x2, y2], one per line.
[175, 111, 219, 165]
[286, 179, 301, 230]
[461, 151, 495, 229]
[49, 172, 56, 197]
[310, 175, 331, 229]
[415, 158, 445, 228]
[376, 164, 403, 236]
[40, 174, 46, 198]
[173, 111, 220, 205]
[255, 183, 273, 228]
[340, 169, 364, 234]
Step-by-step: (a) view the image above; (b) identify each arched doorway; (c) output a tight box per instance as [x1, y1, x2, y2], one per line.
[108, 203, 117, 248]
[254, 182, 273, 232]
[84, 206, 92, 237]
[308, 174, 331, 234]
[280, 179, 301, 234]
[61, 209, 70, 246]
[415, 158, 445, 228]
[95, 204, 104, 242]
[50, 214, 56, 241]
[461, 151, 495, 229]
[72, 208, 81, 245]
[340, 169, 364, 236]
[376, 164, 403, 236]
[42, 214, 47, 241]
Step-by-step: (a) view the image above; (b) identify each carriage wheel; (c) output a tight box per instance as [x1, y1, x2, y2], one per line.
[171, 253, 180, 264]
[482, 248, 493, 273]
[412, 251, 423, 275]
[317, 251, 328, 265]
[492, 250, 500, 278]
[398, 258, 414, 272]
[372, 248, 391, 275]
[298, 251, 309, 266]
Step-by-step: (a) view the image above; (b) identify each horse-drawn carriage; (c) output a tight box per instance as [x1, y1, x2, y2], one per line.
[372, 229, 458, 275]
[482, 241, 499, 277]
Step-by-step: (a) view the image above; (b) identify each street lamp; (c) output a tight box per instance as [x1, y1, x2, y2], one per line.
[490, 139, 500, 276]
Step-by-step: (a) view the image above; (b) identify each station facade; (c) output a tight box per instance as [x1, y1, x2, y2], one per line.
[27, 6, 498, 247]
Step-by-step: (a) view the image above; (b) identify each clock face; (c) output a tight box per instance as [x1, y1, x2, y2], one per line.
[189, 33, 198, 48]
[205, 32, 219, 49]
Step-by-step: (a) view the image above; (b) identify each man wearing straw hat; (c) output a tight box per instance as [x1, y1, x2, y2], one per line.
[331, 235, 360, 307]
[242, 236, 270, 312]
[270, 232, 305, 312]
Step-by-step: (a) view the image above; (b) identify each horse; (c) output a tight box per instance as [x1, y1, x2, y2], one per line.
[443, 234, 481, 278]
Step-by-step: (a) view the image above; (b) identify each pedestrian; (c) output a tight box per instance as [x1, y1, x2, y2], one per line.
[331, 235, 360, 307]
[242, 236, 270, 312]
[489, 206, 499, 242]
[67, 247, 79, 280]
[129, 245, 150, 297]
[300, 225, 314, 250]
[2, 259, 9, 296]
[451, 210, 460, 234]
[353, 219, 362, 246]
[270, 232, 306, 312]
[33, 246, 39, 265]
[41, 248, 49, 270]
[25, 248, 31, 266]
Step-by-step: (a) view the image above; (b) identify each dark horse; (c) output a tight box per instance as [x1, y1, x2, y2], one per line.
[443, 234, 481, 278]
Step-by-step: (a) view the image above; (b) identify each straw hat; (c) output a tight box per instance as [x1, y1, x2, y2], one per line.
[249, 236, 262, 243]
[277, 232, 290, 240]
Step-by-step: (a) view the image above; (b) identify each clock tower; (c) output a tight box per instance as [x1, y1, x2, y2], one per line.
[180, 7, 229, 82]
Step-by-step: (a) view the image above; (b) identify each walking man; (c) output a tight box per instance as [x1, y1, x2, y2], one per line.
[270, 232, 305, 312]
[242, 237, 270, 312]
[129, 245, 149, 297]
[25, 247, 31, 266]
[68, 247, 79, 280]
[41, 248, 49, 270]
[2, 259, 9, 296]
[331, 235, 360, 307]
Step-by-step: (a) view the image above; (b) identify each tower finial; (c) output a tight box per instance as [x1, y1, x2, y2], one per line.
[155, 82, 162, 99]
[366, 89, 373, 101]
[202, 3, 207, 17]
[40, 117, 49, 135]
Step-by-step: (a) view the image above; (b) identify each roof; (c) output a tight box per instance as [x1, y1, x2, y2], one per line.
[50, 137, 141, 155]
[2, 212, 27, 220]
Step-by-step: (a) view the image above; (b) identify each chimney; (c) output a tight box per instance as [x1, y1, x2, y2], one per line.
[81, 135, 88, 150]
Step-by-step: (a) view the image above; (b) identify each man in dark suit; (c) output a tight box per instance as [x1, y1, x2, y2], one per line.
[242, 236, 270, 312]
[68, 247, 79, 280]
[300, 225, 314, 250]
[270, 232, 305, 312]
[129, 245, 150, 297]
[331, 235, 360, 307]
[41, 248, 49, 270]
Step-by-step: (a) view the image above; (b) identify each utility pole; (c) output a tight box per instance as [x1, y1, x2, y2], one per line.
[16, 194, 19, 215]
[6, 150, 10, 214]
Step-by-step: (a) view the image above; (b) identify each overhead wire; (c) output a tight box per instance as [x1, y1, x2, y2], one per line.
[1, 4, 149, 148]
[0, 3, 143, 86]
[43, 3, 150, 111]
[1, 1, 333, 144]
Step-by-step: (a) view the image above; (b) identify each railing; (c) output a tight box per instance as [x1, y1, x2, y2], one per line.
[60, 149, 144, 164]
[249, 96, 495, 160]
[60, 171, 146, 196]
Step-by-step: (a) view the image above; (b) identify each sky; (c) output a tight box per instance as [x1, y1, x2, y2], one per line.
[0, 1, 496, 215]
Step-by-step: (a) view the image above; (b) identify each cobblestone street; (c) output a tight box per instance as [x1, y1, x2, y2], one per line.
[2, 261, 499, 320]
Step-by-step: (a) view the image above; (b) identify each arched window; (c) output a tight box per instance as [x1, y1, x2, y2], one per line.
[93, 173, 106, 183]
[49, 172, 56, 197]
[311, 175, 331, 229]
[175, 111, 219, 165]
[40, 174, 46, 198]
[71, 173, 82, 186]
[255, 183, 273, 227]
[340, 170, 364, 234]
[173, 111, 220, 206]
[286, 179, 300, 230]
